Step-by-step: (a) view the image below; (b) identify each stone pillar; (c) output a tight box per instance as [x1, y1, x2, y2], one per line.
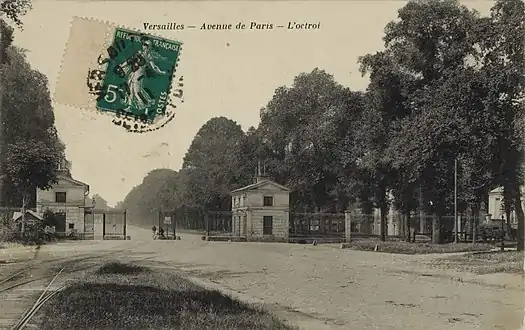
[77, 207, 85, 232]
[242, 213, 247, 236]
[232, 213, 239, 236]
[283, 210, 290, 241]
[246, 209, 253, 240]
[480, 201, 489, 224]
[374, 210, 381, 235]
[344, 211, 352, 242]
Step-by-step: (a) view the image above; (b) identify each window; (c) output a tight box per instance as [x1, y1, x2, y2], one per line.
[55, 192, 66, 203]
[263, 216, 273, 235]
[263, 196, 273, 207]
[68, 223, 74, 229]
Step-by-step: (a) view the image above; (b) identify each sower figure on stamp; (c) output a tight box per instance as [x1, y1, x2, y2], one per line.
[117, 37, 169, 113]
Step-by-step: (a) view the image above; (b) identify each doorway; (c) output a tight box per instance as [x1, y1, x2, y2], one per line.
[54, 212, 66, 234]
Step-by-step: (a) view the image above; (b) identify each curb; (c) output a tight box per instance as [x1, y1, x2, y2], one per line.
[0, 245, 38, 262]
[0, 245, 37, 253]
[387, 267, 524, 291]
[185, 276, 341, 330]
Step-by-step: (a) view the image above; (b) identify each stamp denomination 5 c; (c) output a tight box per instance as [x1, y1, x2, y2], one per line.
[55, 17, 184, 133]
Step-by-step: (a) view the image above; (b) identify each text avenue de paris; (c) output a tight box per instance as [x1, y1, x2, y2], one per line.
[142, 21, 321, 31]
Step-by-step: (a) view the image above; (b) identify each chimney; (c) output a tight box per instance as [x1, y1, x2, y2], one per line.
[256, 160, 270, 183]
[56, 156, 68, 176]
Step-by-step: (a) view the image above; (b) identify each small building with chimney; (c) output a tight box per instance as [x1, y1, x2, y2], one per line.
[35, 158, 89, 234]
[230, 165, 291, 242]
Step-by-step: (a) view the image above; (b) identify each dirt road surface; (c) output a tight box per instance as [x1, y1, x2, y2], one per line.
[5, 227, 521, 330]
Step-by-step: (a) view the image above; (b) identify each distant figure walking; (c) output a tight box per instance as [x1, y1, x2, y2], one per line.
[152, 226, 157, 239]
[159, 227, 165, 239]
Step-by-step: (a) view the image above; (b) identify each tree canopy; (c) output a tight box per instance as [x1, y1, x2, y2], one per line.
[0, 1, 69, 210]
[118, 0, 525, 249]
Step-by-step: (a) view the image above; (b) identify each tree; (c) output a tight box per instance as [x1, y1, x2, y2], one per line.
[475, 0, 525, 250]
[182, 117, 249, 211]
[357, 50, 414, 241]
[0, 0, 32, 27]
[259, 68, 361, 212]
[368, 0, 483, 243]
[0, 47, 66, 207]
[4, 140, 60, 233]
[0, 0, 34, 206]
[122, 169, 178, 216]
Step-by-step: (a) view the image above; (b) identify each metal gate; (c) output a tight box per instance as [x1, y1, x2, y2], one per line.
[289, 212, 345, 239]
[158, 210, 177, 239]
[85, 209, 128, 240]
[205, 211, 232, 236]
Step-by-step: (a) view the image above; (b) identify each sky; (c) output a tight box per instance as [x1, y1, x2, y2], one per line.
[14, 0, 493, 206]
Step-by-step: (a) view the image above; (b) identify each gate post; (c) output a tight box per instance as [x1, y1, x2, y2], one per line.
[284, 210, 290, 242]
[123, 209, 127, 239]
[172, 212, 176, 239]
[102, 213, 106, 239]
[205, 212, 210, 237]
[344, 211, 352, 243]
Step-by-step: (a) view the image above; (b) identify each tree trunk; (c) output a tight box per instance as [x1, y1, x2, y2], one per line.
[20, 193, 27, 236]
[379, 184, 387, 242]
[505, 209, 512, 238]
[503, 185, 513, 237]
[380, 204, 387, 242]
[0, 23, 4, 208]
[514, 193, 524, 251]
[404, 212, 411, 242]
[432, 212, 442, 244]
[419, 184, 425, 234]
[472, 206, 479, 244]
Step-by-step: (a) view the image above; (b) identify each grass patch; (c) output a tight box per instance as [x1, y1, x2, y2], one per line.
[33, 262, 294, 330]
[343, 240, 494, 254]
[429, 250, 524, 274]
[95, 262, 150, 275]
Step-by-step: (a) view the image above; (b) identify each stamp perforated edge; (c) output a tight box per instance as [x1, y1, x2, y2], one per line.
[54, 16, 114, 111]
[99, 22, 185, 133]
[55, 16, 185, 133]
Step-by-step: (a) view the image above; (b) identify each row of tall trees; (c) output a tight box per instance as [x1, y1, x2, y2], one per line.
[0, 0, 70, 230]
[119, 0, 524, 249]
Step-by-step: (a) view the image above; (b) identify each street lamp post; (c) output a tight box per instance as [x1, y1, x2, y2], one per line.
[454, 158, 458, 244]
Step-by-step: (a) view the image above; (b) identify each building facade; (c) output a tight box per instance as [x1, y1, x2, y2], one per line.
[36, 175, 89, 234]
[488, 186, 524, 227]
[231, 176, 291, 242]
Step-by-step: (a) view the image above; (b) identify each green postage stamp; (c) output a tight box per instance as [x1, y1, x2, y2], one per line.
[55, 17, 184, 133]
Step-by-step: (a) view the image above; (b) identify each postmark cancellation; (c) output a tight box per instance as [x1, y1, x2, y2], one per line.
[55, 17, 184, 133]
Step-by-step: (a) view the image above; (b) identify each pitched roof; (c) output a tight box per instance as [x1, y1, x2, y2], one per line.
[231, 179, 291, 193]
[12, 210, 43, 221]
[58, 175, 88, 187]
[490, 187, 504, 194]
[52, 175, 89, 195]
[490, 186, 525, 194]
